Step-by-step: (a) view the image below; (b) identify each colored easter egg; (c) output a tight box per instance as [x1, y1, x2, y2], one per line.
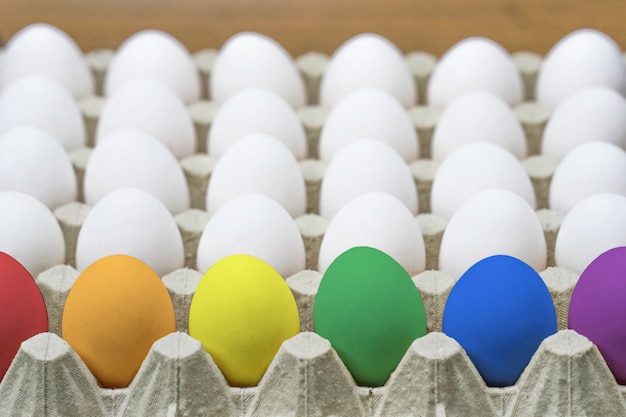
[62, 254, 176, 388]
[569, 246, 626, 384]
[314, 246, 427, 386]
[443, 255, 557, 387]
[0, 252, 48, 380]
[188, 254, 300, 386]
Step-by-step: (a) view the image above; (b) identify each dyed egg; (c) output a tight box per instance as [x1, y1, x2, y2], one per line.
[62, 255, 176, 388]
[431, 91, 527, 161]
[207, 88, 307, 160]
[0, 126, 77, 210]
[75, 187, 185, 277]
[0, 23, 93, 99]
[569, 247, 626, 383]
[105, 30, 200, 104]
[211, 32, 306, 108]
[319, 33, 416, 108]
[314, 246, 426, 386]
[318, 192, 426, 276]
[96, 78, 196, 159]
[431, 142, 535, 219]
[536, 29, 626, 109]
[206, 134, 306, 217]
[319, 138, 418, 219]
[541, 87, 626, 161]
[0, 252, 48, 380]
[84, 129, 190, 214]
[188, 254, 300, 386]
[427, 37, 523, 110]
[443, 255, 557, 386]
[0, 76, 86, 151]
[318, 89, 419, 163]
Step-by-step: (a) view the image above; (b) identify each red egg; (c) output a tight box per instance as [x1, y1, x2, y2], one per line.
[0, 252, 48, 380]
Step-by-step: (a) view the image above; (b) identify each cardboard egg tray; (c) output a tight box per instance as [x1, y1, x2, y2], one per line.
[2, 46, 626, 417]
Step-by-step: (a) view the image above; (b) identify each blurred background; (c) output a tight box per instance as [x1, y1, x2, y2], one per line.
[2, 0, 626, 56]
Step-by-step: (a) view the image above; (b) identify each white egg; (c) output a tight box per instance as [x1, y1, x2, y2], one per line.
[0, 191, 65, 277]
[96, 78, 196, 159]
[196, 193, 305, 277]
[427, 37, 523, 110]
[0, 23, 93, 99]
[84, 129, 190, 214]
[319, 138, 417, 219]
[536, 29, 626, 109]
[438, 188, 546, 280]
[318, 192, 425, 275]
[207, 134, 305, 217]
[555, 193, 626, 275]
[318, 89, 418, 163]
[431, 91, 527, 161]
[550, 142, 626, 214]
[431, 142, 535, 219]
[76, 187, 185, 276]
[319, 33, 416, 108]
[0, 126, 77, 209]
[105, 30, 200, 104]
[210, 32, 306, 108]
[541, 87, 626, 161]
[207, 88, 307, 159]
[0, 76, 85, 151]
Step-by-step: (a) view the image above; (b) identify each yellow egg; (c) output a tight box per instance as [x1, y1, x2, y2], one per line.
[189, 254, 300, 386]
[62, 255, 176, 388]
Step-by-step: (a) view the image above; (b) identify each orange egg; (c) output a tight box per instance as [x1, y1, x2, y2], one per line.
[62, 254, 176, 388]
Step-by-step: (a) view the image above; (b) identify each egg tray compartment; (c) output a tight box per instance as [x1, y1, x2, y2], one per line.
[3, 47, 623, 416]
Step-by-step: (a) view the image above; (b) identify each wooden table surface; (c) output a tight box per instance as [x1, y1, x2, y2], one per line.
[1, 0, 625, 57]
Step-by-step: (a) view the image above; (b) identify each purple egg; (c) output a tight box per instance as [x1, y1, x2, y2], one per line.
[569, 246, 626, 383]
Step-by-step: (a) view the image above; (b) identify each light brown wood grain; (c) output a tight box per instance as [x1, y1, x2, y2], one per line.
[0, 0, 624, 56]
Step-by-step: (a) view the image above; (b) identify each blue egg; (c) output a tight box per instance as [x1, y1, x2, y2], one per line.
[442, 255, 556, 387]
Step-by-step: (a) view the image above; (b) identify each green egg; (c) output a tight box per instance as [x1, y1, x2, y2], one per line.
[314, 246, 427, 386]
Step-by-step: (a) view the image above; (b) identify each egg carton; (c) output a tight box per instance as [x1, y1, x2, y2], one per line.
[2, 45, 624, 417]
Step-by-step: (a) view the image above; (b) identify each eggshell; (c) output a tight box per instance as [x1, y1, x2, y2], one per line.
[555, 193, 626, 275]
[0, 23, 93, 99]
[318, 89, 418, 163]
[438, 189, 546, 280]
[319, 33, 416, 108]
[0, 126, 77, 209]
[427, 37, 523, 110]
[314, 246, 427, 386]
[96, 78, 196, 159]
[62, 254, 176, 388]
[550, 142, 626, 213]
[208, 88, 307, 160]
[189, 254, 300, 386]
[536, 29, 626, 109]
[0, 76, 86, 151]
[318, 192, 425, 275]
[0, 191, 65, 277]
[569, 246, 626, 384]
[443, 255, 556, 386]
[207, 134, 306, 217]
[431, 142, 535, 219]
[431, 91, 527, 161]
[211, 32, 306, 108]
[104, 30, 200, 104]
[196, 193, 305, 278]
[319, 138, 418, 219]
[541, 87, 626, 161]
[84, 129, 190, 214]
[75, 188, 185, 277]
[0, 252, 48, 380]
